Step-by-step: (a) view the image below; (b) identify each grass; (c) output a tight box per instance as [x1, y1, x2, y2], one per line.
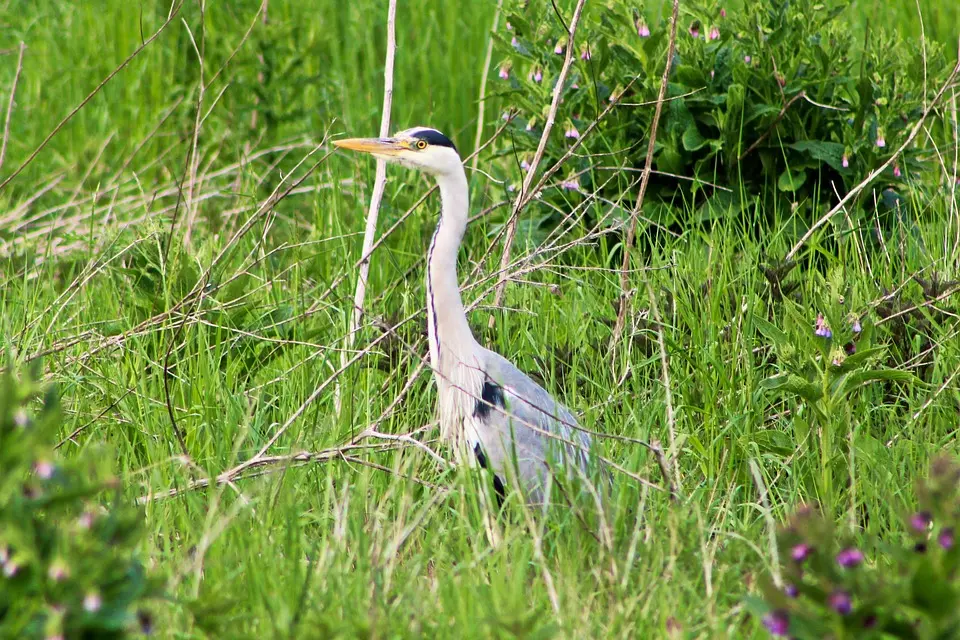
[2, 0, 959, 637]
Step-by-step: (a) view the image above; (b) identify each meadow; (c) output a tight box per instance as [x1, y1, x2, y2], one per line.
[1, 0, 959, 637]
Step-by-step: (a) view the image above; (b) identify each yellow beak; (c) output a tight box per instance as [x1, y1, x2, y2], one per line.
[332, 137, 404, 156]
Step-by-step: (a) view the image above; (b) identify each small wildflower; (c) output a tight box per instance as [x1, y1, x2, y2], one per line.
[829, 591, 852, 615]
[852, 318, 862, 334]
[48, 560, 69, 582]
[836, 547, 864, 568]
[511, 36, 520, 49]
[689, 23, 700, 38]
[893, 164, 902, 178]
[791, 543, 813, 562]
[580, 45, 591, 61]
[910, 511, 932, 533]
[14, 409, 30, 428]
[3, 561, 17, 578]
[531, 67, 543, 83]
[565, 125, 580, 139]
[571, 82, 579, 89]
[501, 111, 513, 122]
[814, 313, 832, 338]
[842, 154, 849, 168]
[876, 131, 886, 148]
[520, 159, 530, 171]
[939, 527, 954, 550]
[720, 8, 727, 18]
[637, 21, 651, 38]
[498, 64, 510, 80]
[844, 341, 857, 356]
[708, 26, 720, 41]
[35, 460, 54, 480]
[78, 511, 95, 530]
[561, 177, 581, 191]
[776, 73, 786, 87]
[744, 55, 752, 64]
[710, 69, 715, 79]
[784, 584, 799, 598]
[505, 21, 513, 31]
[554, 41, 565, 55]
[763, 611, 790, 636]
[83, 591, 102, 613]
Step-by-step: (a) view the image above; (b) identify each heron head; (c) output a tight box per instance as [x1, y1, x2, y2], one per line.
[333, 127, 461, 176]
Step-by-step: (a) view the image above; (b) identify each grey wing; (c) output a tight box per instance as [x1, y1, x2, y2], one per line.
[469, 348, 593, 501]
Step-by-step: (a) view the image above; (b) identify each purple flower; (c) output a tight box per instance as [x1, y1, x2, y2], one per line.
[48, 560, 69, 582]
[910, 511, 932, 533]
[720, 8, 727, 18]
[842, 154, 849, 168]
[784, 584, 799, 598]
[791, 543, 813, 562]
[763, 611, 790, 636]
[580, 46, 591, 61]
[709, 26, 720, 41]
[565, 125, 580, 139]
[520, 159, 530, 171]
[506, 21, 513, 31]
[829, 591, 852, 615]
[836, 547, 864, 568]
[84, 591, 102, 613]
[744, 55, 752, 64]
[531, 68, 543, 83]
[852, 318, 862, 334]
[554, 41, 564, 55]
[637, 21, 651, 37]
[814, 313, 832, 338]
[561, 178, 581, 191]
[939, 527, 954, 550]
[893, 164, 902, 178]
[511, 36, 520, 49]
[876, 132, 886, 148]
[498, 65, 510, 80]
[34, 460, 54, 479]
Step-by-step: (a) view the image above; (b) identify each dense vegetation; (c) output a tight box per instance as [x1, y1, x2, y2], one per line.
[1, 0, 958, 636]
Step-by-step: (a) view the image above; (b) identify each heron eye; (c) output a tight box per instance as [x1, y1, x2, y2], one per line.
[416, 140, 427, 150]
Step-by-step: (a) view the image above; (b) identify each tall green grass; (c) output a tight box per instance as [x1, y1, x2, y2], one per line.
[2, 0, 959, 637]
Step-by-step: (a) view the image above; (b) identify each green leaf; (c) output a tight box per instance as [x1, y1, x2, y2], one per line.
[761, 374, 823, 403]
[789, 140, 846, 171]
[778, 169, 807, 192]
[753, 316, 790, 350]
[682, 124, 708, 151]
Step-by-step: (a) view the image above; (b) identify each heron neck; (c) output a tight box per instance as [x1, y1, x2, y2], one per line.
[427, 167, 477, 370]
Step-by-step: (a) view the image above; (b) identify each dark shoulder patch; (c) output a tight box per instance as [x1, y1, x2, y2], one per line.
[474, 442, 488, 469]
[411, 128, 458, 154]
[473, 380, 505, 421]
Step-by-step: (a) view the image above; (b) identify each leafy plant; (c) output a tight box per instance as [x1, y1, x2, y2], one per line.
[748, 456, 960, 638]
[495, 0, 945, 231]
[0, 363, 160, 639]
[755, 268, 917, 506]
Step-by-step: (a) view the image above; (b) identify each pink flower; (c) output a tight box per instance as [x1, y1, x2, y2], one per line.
[720, 8, 727, 18]
[836, 547, 864, 568]
[84, 591, 102, 613]
[34, 460, 54, 479]
[565, 125, 580, 139]
[554, 41, 564, 55]
[498, 65, 510, 80]
[689, 24, 700, 38]
[842, 154, 849, 168]
[893, 164, 902, 178]
[511, 36, 520, 49]
[744, 55, 752, 64]
[708, 26, 720, 40]
[531, 67, 543, 83]
[506, 21, 513, 31]
[710, 69, 715, 79]
[580, 45, 591, 61]
[520, 159, 530, 171]
[561, 178, 580, 191]
[791, 543, 813, 562]
[637, 21, 651, 37]
[876, 132, 886, 148]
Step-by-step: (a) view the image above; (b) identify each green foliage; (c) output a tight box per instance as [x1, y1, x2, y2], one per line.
[496, 0, 946, 228]
[0, 365, 160, 639]
[748, 456, 960, 639]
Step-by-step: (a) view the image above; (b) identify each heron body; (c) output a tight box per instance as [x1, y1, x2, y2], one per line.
[334, 127, 593, 504]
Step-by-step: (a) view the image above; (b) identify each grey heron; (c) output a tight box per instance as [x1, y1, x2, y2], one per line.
[334, 127, 594, 505]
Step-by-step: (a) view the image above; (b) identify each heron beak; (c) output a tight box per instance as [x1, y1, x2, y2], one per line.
[332, 137, 404, 156]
